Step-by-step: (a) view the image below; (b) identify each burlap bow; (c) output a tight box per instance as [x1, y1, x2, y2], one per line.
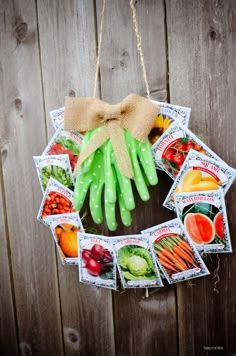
[64, 94, 160, 178]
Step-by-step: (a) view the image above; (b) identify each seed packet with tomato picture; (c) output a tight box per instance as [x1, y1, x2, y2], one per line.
[49, 107, 64, 130]
[47, 213, 84, 265]
[149, 100, 191, 146]
[33, 155, 74, 193]
[43, 125, 83, 172]
[112, 235, 163, 289]
[163, 150, 236, 211]
[174, 190, 232, 253]
[142, 218, 210, 284]
[152, 121, 220, 179]
[37, 178, 75, 227]
[78, 232, 116, 290]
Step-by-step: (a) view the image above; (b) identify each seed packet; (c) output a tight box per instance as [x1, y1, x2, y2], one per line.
[149, 100, 191, 146]
[78, 232, 116, 289]
[112, 234, 163, 289]
[142, 218, 210, 284]
[43, 125, 83, 172]
[49, 107, 64, 130]
[37, 178, 75, 227]
[33, 155, 74, 193]
[47, 213, 84, 265]
[152, 121, 220, 179]
[174, 190, 232, 253]
[163, 150, 236, 211]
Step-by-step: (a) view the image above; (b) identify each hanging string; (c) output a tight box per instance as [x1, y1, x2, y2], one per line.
[93, 0, 151, 100]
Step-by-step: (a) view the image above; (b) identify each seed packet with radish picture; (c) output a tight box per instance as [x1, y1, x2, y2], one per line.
[33, 155, 74, 193]
[49, 107, 64, 130]
[37, 178, 75, 227]
[112, 234, 163, 289]
[174, 190, 232, 253]
[142, 218, 210, 284]
[78, 232, 116, 290]
[47, 213, 84, 265]
[163, 150, 236, 211]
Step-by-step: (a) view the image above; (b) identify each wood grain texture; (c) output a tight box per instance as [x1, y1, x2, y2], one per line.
[96, 1, 177, 355]
[0, 1, 64, 354]
[37, 1, 115, 355]
[166, 0, 236, 355]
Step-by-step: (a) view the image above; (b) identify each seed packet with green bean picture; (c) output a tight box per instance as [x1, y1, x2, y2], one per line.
[49, 107, 64, 130]
[33, 155, 74, 193]
[174, 190, 232, 253]
[142, 219, 210, 284]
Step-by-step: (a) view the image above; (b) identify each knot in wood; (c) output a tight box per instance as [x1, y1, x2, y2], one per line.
[14, 21, 28, 44]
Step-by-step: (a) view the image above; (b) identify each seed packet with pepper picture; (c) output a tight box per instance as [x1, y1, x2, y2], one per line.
[142, 218, 210, 284]
[149, 100, 191, 146]
[49, 107, 64, 130]
[43, 125, 83, 172]
[174, 190, 232, 253]
[78, 232, 117, 290]
[47, 213, 84, 265]
[37, 178, 75, 227]
[33, 155, 74, 193]
[112, 234, 163, 289]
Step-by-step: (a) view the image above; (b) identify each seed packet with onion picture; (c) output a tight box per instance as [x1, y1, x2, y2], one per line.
[163, 150, 236, 211]
[142, 218, 210, 284]
[78, 232, 116, 290]
[174, 189, 232, 253]
[47, 213, 84, 265]
[112, 234, 163, 289]
[49, 107, 64, 130]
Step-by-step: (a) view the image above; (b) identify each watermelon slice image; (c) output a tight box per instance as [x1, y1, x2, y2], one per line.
[214, 212, 225, 239]
[184, 212, 215, 244]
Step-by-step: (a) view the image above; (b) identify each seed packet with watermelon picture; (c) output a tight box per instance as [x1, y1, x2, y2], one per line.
[43, 125, 83, 172]
[163, 150, 236, 211]
[112, 234, 163, 289]
[142, 218, 210, 284]
[33, 155, 74, 193]
[152, 121, 221, 179]
[49, 107, 64, 130]
[174, 190, 232, 253]
[149, 100, 191, 146]
[78, 232, 116, 290]
[47, 213, 84, 265]
[37, 178, 75, 227]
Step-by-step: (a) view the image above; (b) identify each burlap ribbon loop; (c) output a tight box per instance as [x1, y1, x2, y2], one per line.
[64, 93, 160, 178]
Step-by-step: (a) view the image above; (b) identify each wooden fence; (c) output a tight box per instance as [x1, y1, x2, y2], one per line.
[0, 0, 236, 355]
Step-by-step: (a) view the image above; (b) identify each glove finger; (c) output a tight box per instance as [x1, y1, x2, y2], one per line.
[137, 140, 158, 185]
[117, 184, 132, 227]
[73, 171, 92, 211]
[80, 129, 99, 173]
[105, 201, 117, 231]
[89, 149, 104, 224]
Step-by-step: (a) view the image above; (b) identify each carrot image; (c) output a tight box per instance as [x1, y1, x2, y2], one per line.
[161, 240, 188, 269]
[155, 244, 186, 271]
[172, 245, 198, 267]
[159, 258, 179, 273]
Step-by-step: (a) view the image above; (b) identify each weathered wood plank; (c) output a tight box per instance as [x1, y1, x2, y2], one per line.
[37, 1, 116, 355]
[167, 0, 236, 355]
[0, 1, 64, 354]
[96, 0, 178, 355]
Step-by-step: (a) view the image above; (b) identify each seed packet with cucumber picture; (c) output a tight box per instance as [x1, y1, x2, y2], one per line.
[142, 218, 210, 284]
[174, 190, 232, 253]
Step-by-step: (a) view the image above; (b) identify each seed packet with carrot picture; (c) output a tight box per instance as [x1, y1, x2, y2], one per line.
[37, 178, 75, 227]
[163, 150, 236, 211]
[78, 233, 116, 290]
[49, 107, 64, 130]
[142, 218, 210, 284]
[112, 235, 163, 289]
[47, 213, 84, 265]
[174, 190, 232, 253]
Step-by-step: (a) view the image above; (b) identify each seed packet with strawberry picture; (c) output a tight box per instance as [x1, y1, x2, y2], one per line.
[149, 100, 191, 146]
[174, 190, 232, 253]
[78, 232, 116, 289]
[43, 125, 83, 172]
[33, 155, 74, 193]
[163, 150, 236, 211]
[47, 213, 84, 265]
[49, 107, 64, 130]
[37, 178, 75, 227]
[112, 235, 163, 289]
[142, 218, 210, 284]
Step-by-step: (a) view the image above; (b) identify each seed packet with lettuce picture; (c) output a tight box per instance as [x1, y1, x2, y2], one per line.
[174, 190, 232, 253]
[112, 235, 163, 289]
[142, 218, 210, 284]
[49, 107, 64, 130]
[163, 150, 236, 211]
[47, 213, 84, 265]
[78, 233, 116, 290]
[33, 155, 74, 193]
